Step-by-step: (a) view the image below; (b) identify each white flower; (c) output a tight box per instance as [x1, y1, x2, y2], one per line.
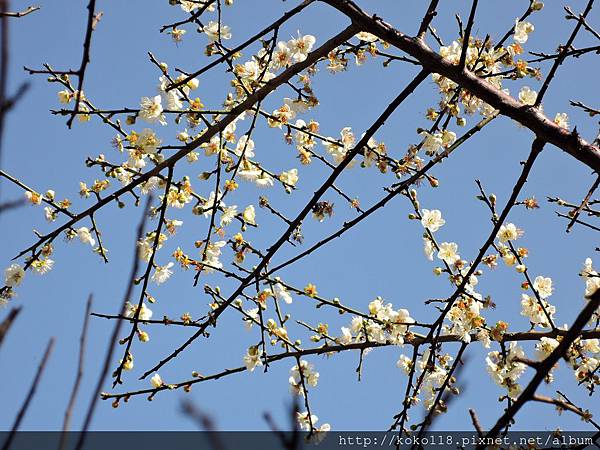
[533, 276, 553, 298]
[44, 207, 57, 222]
[521, 293, 555, 328]
[338, 326, 352, 345]
[536, 337, 559, 360]
[220, 205, 238, 226]
[438, 242, 460, 264]
[151, 262, 174, 285]
[25, 190, 42, 205]
[180, 0, 215, 12]
[168, 28, 186, 43]
[58, 90, 71, 103]
[77, 227, 96, 247]
[355, 31, 378, 42]
[235, 59, 260, 82]
[297, 411, 317, 431]
[234, 135, 255, 157]
[203, 20, 231, 42]
[243, 346, 262, 372]
[150, 373, 163, 388]
[158, 76, 184, 111]
[423, 237, 434, 261]
[497, 223, 523, 242]
[441, 129, 456, 147]
[279, 169, 299, 192]
[553, 112, 569, 129]
[322, 127, 358, 166]
[238, 164, 261, 182]
[141, 176, 161, 195]
[439, 40, 462, 64]
[396, 354, 413, 375]
[243, 205, 256, 225]
[137, 129, 161, 154]
[583, 339, 600, 354]
[272, 41, 292, 70]
[575, 357, 599, 382]
[202, 190, 224, 218]
[518, 86, 537, 106]
[447, 295, 484, 341]
[289, 360, 319, 395]
[421, 131, 444, 154]
[139, 95, 166, 125]
[255, 173, 274, 188]
[477, 329, 492, 349]
[421, 209, 445, 232]
[581, 258, 600, 297]
[32, 258, 54, 275]
[202, 241, 226, 272]
[288, 33, 316, 63]
[244, 308, 259, 330]
[273, 279, 293, 304]
[4, 264, 25, 287]
[486, 342, 527, 399]
[125, 301, 153, 321]
[514, 19, 534, 44]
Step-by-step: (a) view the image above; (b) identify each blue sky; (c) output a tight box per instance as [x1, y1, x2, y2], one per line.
[0, 0, 599, 432]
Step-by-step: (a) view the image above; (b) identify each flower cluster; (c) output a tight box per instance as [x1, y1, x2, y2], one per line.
[486, 342, 527, 399]
[337, 297, 415, 346]
[289, 360, 319, 396]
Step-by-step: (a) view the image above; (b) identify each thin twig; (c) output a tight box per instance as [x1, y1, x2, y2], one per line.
[58, 295, 93, 450]
[1, 338, 55, 450]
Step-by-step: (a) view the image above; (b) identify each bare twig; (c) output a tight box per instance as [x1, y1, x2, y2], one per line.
[58, 295, 93, 450]
[1, 338, 55, 450]
[0, 306, 21, 347]
[0, 5, 39, 18]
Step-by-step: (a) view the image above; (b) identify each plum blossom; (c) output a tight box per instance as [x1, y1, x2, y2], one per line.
[289, 360, 319, 395]
[533, 276, 553, 299]
[521, 293, 555, 328]
[514, 20, 534, 44]
[518, 86, 537, 106]
[273, 279, 293, 304]
[581, 258, 600, 297]
[243, 205, 256, 225]
[234, 135, 255, 157]
[554, 112, 569, 129]
[220, 205, 238, 226]
[151, 262, 174, 285]
[150, 373, 163, 388]
[423, 237, 435, 261]
[202, 241, 226, 272]
[486, 342, 527, 399]
[497, 223, 523, 242]
[421, 209, 445, 232]
[4, 264, 25, 287]
[139, 95, 166, 125]
[203, 21, 231, 42]
[243, 346, 262, 372]
[438, 242, 460, 264]
[125, 301, 153, 321]
[77, 227, 96, 247]
[288, 33, 316, 62]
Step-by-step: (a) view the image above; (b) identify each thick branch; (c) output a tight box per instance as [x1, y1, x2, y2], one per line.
[322, 0, 600, 172]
